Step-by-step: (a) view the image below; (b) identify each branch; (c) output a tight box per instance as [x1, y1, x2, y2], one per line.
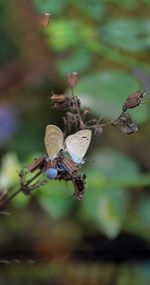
[0, 170, 42, 210]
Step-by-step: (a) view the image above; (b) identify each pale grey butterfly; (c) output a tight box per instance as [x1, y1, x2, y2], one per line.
[65, 129, 92, 164]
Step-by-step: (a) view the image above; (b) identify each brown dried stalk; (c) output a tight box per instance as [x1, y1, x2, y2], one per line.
[0, 72, 143, 208]
[0, 169, 44, 210]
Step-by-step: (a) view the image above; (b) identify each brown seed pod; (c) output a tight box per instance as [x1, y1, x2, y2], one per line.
[45, 159, 57, 171]
[50, 93, 79, 109]
[60, 157, 79, 175]
[51, 93, 66, 103]
[123, 90, 145, 112]
[37, 13, 51, 28]
[27, 157, 45, 172]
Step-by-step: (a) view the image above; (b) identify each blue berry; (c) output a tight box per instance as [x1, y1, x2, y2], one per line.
[46, 168, 58, 179]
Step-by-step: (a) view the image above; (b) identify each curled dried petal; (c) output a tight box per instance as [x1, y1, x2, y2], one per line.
[50, 93, 80, 110]
[113, 113, 138, 135]
[27, 157, 45, 172]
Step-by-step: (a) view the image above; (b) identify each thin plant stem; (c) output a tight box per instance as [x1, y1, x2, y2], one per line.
[0, 170, 42, 210]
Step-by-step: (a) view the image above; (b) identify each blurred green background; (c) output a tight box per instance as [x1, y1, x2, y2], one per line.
[0, 0, 150, 284]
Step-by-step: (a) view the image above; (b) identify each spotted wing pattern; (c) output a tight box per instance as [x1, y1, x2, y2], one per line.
[65, 129, 92, 164]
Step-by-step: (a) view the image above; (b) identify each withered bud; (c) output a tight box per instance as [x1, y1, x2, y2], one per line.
[72, 174, 86, 200]
[51, 93, 67, 106]
[27, 157, 45, 172]
[123, 90, 145, 112]
[67, 72, 78, 88]
[51, 93, 80, 110]
[113, 113, 138, 135]
[81, 108, 91, 121]
[63, 111, 81, 132]
[94, 126, 103, 135]
[51, 94, 66, 102]
[45, 159, 57, 171]
[38, 13, 51, 28]
[60, 157, 79, 175]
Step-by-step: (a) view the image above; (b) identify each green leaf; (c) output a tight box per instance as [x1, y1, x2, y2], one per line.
[37, 181, 73, 218]
[109, 0, 137, 9]
[11, 191, 30, 207]
[79, 149, 140, 238]
[33, 0, 67, 14]
[47, 20, 82, 51]
[76, 71, 148, 122]
[0, 152, 21, 189]
[124, 199, 150, 239]
[137, 198, 150, 228]
[86, 149, 140, 180]
[73, 0, 105, 20]
[81, 185, 128, 238]
[84, 148, 141, 191]
[100, 19, 150, 52]
[58, 48, 92, 75]
[142, 0, 150, 5]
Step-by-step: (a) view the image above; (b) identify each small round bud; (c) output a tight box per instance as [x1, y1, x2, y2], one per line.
[46, 168, 57, 179]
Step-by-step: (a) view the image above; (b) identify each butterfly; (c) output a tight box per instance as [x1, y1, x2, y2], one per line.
[44, 125, 92, 178]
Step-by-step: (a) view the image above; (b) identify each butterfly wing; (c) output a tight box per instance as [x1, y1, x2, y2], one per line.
[44, 125, 64, 159]
[65, 129, 92, 164]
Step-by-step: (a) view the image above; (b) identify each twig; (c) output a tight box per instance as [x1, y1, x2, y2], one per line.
[0, 170, 42, 210]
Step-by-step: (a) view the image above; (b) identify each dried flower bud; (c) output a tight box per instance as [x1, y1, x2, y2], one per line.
[60, 157, 79, 175]
[67, 72, 78, 88]
[72, 174, 86, 200]
[113, 113, 138, 135]
[51, 94, 67, 108]
[45, 159, 57, 170]
[120, 126, 138, 135]
[50, 93, 80, 109]
[123, 90, 145, 112]
[38, 13, 51, 28]
[51, 94, 66, 103]
[94, 126, 103, 135]
[27, 157, 45, 172]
